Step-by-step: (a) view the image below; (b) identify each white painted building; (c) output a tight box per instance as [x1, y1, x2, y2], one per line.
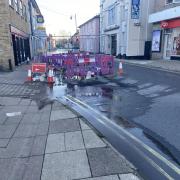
[149, 0, 180, 60]
[100, 0, 155, 59]
[79, 15, 100, 53]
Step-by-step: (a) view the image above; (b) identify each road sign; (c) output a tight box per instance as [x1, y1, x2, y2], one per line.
[32, 63, 47, 73]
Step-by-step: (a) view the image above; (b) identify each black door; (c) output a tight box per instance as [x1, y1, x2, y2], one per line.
[111, 35, 117, 56]
[12, 34, 18, 66]
[144, 41, 152, 60]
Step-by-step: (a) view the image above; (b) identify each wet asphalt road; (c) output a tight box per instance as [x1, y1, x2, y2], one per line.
[61, 61, 180, 165]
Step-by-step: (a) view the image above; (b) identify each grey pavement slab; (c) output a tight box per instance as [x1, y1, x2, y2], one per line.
[0, 112, 7, 125]
[0, 136, 47, 158]
[50, 109, 77, 121]
[1, 105, 28, 114]
[26, 105, 51, 113]
[49, 118, 80, 134]
[46, 133, 65, 154]
[81, 175, 119, 180]
[80, 119, 91, 130]
[19, 99, 31, 106]
[22, 156, 44, 180]
[0, 124, 18, 138]
[20, 113, 41, 124]
[0, 137, 33, 158]
[119, 173, 140, 180]
[82, 130, 106, 149]
[30, 135, 47, 156]
[13, 123, 49, 138]
[0, 156, 43, 180]
[0, 157, 27, 180]
[0, 97, 21, 106]
[52, 102, 67, 111]
[65, 131, 85, 151]
[4, 116, 22, 125]
[87, 147, 133, 177]
[0, 139, 9, 148]
[41, 150, 91, 180]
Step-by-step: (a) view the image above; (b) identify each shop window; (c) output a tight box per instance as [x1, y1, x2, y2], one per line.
[9, 0, 14, 7]
[19, 1, 23, 16]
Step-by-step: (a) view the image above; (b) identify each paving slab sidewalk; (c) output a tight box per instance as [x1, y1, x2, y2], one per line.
[0, 96, 141, 180]
[116, 58, 180, 74]
[0, 64, 141, 180]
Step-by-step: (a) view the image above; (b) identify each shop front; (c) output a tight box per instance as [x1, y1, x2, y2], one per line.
[161, 19, 180, 60]
[10, 25, 31, 66]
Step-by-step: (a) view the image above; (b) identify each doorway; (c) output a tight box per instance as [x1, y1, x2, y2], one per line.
[163, 33, 172, 60]
[111, 34, 117, 56]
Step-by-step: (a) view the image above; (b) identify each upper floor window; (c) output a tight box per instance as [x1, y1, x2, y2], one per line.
[19, 0, 23, 16]
[23, 5, 27, 20]
[108, 5, 115, 26]
[9, 0, 14, 7]
[14, 0, 19, 12]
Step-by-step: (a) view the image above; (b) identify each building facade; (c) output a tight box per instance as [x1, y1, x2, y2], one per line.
[79, 15, 100, 53]
[100, 0, 155, 59]
[0, 0, 46, 71]
[0, 0, 31, 70]
[149, 0, 180, 60]
[29, 1, 47, 58]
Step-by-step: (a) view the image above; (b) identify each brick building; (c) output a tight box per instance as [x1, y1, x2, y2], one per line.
[0, 0, 46, 71]
[0, 0, 31, 70]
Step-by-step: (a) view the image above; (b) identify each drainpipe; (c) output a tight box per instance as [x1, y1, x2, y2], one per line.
[28, 0, 33, 58]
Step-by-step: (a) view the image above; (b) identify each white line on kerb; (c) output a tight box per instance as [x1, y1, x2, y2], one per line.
[64, 95, 180, 176]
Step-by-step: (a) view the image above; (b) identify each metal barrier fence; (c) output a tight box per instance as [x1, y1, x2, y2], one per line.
[35, 53, 114, 79]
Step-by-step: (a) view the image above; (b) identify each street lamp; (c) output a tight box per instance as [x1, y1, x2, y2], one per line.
[70, 14, 78, 32]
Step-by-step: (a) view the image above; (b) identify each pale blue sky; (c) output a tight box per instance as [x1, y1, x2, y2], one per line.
[36, 0, 100, 35]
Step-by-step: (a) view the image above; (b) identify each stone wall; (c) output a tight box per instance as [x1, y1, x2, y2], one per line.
[0, 0, 13, 70]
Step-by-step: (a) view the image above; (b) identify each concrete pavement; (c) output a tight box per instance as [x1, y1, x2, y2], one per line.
[117, 59, 180, 74]
[0, 66, 141, 180]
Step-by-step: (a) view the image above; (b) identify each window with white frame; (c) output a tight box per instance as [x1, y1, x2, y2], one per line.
[108, 5, 115, 26]
[14, 0, 18, 12]
[19, 0, 23, 16]
[23, 5, 27, 20]
[9, 0, 14, 7]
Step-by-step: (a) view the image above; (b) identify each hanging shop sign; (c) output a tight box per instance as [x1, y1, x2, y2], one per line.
[37, 15, 44, 24]
[161, 19, 180, 29]
[131, 0, 140, 19]
[151, 30, 162, 52]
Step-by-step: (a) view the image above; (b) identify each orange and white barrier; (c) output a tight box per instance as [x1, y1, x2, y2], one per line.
[27, 69, 32, 82]
[47, 68, 54, 84]
[78, 57, 96, 64]
[118, 61, 123, 76]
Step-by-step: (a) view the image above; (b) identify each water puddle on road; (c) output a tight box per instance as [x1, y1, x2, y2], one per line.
[46, 82, 179, 165]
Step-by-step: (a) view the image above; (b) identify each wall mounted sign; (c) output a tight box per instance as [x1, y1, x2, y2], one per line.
[151, 30, 162, 52]
[131, 0, 140, 19]
[37, 15, 44, 23]
[161, 19, 180, 29]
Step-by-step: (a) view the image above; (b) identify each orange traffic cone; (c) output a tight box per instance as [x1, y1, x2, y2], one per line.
[47, 68, 54, 84]
[27, 69, 32, 82]
[118, 61, 123, 76]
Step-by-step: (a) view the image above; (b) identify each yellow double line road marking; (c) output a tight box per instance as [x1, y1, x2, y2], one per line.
[64, 95, 180, 178]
